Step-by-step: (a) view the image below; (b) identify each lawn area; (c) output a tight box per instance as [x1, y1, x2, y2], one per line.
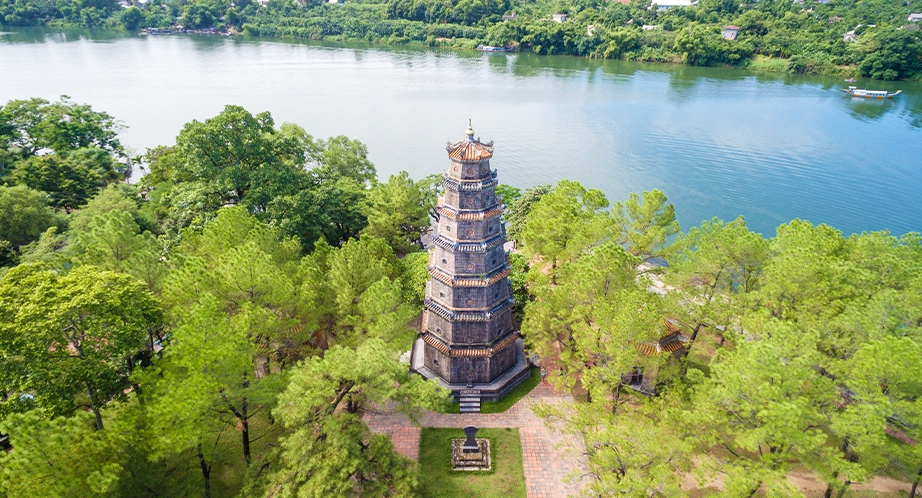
[418, 427, 526, 498]
[481, 367, 540, 414]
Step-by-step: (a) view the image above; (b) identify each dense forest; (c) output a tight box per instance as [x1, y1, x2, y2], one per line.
[1, 97, 921, 497]
[2, 0, 922, 79]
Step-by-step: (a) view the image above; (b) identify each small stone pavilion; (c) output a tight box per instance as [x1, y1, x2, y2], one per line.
[411, 123, 530, 410]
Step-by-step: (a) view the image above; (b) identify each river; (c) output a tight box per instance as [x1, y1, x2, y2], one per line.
[2, 27, 921, 237]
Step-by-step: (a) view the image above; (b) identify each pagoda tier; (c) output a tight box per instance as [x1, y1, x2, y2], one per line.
[411, 124, 531, 402]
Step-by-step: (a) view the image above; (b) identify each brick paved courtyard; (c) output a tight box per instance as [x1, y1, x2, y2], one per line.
[364, 381, 590, 498]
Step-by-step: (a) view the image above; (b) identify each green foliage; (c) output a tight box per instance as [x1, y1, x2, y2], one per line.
[361, 171, 430, 254]
[0, 411, 124, 497]
[494, 183, 520, 203]
[300, 236, 416, 348]
[520, 180, 613, 272]
[318, 135, 377, 184]
[0, 96, 123, 157]
[0, 184, 58, 249]
[254, 339, 445, 497]
[399, 249, 430, 308]
[504, 183, 550, 242]
[613, 188, 679, 256]
[0, 265, 161, 428]
[534, 399, 691, 497]
[523, 240, 648, 396]
[857, 28, 922, 81]
[143, 106, 372, 251]
[13, 147, 122, 209]
[5, 0, 922, 79]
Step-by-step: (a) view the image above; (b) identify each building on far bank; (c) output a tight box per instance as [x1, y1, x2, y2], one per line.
[908, 13, 922, 22]
[552, 12, 568, 22]
[502, 12, 516, 21]
[651, 0, 694, 11]
[722, 25, 739, 39]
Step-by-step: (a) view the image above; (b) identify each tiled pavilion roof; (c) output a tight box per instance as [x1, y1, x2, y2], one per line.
[446, 123, 494, 162]
[635, 319, 689, 356]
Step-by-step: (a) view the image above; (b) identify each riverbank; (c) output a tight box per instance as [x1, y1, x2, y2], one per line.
[5, 0, 922, 82]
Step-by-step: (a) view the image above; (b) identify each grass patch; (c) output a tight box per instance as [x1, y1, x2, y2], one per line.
[746, 55, 791, 73]
[481, 367, 540, 414]
[417, 427, 526, 498]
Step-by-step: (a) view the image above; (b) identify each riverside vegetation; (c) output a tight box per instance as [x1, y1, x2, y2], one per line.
[2, 0, 922, 79]
[1, 97, 921, 497]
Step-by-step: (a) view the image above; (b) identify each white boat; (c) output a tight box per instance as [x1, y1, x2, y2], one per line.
[844, 86, 902, 99]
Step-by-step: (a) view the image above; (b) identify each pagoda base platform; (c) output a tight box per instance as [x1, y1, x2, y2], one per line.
[410, 337, 531, 402]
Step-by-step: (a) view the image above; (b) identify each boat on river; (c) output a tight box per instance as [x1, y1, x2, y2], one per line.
[477, 45, 513, 52]
[844, 86, 902, 99]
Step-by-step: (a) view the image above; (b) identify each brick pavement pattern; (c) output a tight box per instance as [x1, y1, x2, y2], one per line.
[364, 381, 590, 498]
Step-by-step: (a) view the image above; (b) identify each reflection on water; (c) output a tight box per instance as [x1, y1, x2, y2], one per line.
[1, 27, 921, 236]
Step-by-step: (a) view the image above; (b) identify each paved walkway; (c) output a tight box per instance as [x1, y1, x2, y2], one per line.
[364, 381, 590, 498]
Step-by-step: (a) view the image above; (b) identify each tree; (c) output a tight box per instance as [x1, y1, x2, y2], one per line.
[265, 173, 368, 252]
[253, 339, 444, 497]
[138, 294, 285, 489]
[0, 404, 174, 498]
[0, 411, 125, 497]
[119, 5, 143, 30]
[613, 189, 679, 257]
[494, 183, 521, 204]
[1, 96, 123, 157]
[0, 265, 161, 429]
[689, 320, 835, 497]
[13, 147, 123, 209]
[504, 183, 550, 241]
[361, 171, 430, 254]
[523, 241, 647, 400]
[664, 216, 769, 355]
[70, 210, 164, 291]
[299, 236, 415, 349]
[163, 206, 307, 366]
[857, 29, 922, 81]
[144, 106, 312, 227]
[520, 180, 612, 276]
[0, 184, 58, 250]
[535, 398, 692, 497]
[819, 336, 922, 497]
[317, 135, 377, 185]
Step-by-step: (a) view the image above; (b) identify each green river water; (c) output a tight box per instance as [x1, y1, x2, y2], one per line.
[2, 28, 921, 237]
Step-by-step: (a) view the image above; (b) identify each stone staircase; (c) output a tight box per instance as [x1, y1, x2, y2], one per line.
[459, 389, 482, 413]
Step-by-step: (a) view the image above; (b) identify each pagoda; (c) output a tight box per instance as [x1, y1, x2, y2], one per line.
[410, 123, 531, 410]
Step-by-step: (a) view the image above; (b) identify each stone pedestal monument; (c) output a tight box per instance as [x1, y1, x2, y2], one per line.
[451, 425, 491, 471]
[410, 123, 531, 409]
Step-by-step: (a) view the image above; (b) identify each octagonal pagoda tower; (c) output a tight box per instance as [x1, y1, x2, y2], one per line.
[410, 123, 530, 406]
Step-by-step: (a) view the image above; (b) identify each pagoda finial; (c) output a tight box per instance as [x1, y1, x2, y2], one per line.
[466, 119, 475, 139]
